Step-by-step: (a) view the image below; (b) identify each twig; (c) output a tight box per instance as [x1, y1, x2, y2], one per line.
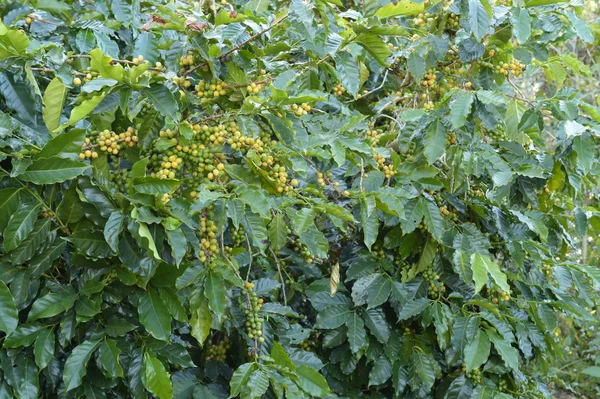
[69, 54, 163, 71]
[183, 15, 288, 76]
[269, 248, 287, 306]
[28, 14, 59, 26]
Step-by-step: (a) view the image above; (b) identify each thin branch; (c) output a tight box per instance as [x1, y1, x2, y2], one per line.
[183, 15, 288, 76]
[269, 248, 287, 306]
[69, 54, 163, 71]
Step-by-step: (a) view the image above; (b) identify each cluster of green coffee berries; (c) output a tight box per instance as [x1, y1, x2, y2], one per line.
[374, 154, 397, 179]
[147, 124, 226, 186]
[195, 79, 230, 98]
[241, 282, 265, 343]
[498, 379, 508, 392]
[438, 204, 458, 222]
[446, 13, 460, 30]
[246, 82, 264, 94]
[290, 103, 311, 116]
[447, 132, 457, 145]
[73, 70, 96, 86]
[463, 365, 482, 385]
[484, 54, 526, 78]
[206, 337, 230, 362]
[365, 127, 382, 146]
[333, 83, 346, 97]
[489, 289, 510, 304]
[483, 128, 507, 143]
[372, 244, 386, 259]
[179, 52, 197, 69]
[79, 127, 138, 159]
[111, 170, 129, 192]
[397, 140, 415, 162]
[412, 12, 433, 27]
[298, 335, 318, 352]
[423, 266, 446, 297]
[421, 70, 438, 88]
[292, 238, 314, 264]
[267, 164, 297, 193]
[173, 76, 193, 89]
[199, 216, 219, 263]
[232, 226, 246, 247]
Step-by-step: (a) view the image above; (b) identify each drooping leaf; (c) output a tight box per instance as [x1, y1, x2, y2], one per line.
[63, 340, 101, 391]
[138, 289, 171, 341]
[42, 78, 66, 134]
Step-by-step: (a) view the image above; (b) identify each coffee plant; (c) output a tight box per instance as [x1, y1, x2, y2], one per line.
[0, 0, 599, 398]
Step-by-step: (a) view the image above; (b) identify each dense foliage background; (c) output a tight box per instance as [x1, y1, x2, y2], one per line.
[0, 0, 599, 398]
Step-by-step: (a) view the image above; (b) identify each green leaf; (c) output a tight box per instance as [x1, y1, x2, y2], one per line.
[190, 297, 212, 346]
[369, 355, 393, 386]
[42, 78, 66, 134]
[27, 289, 75, 322]
[34, 328, 55, 370]
[268, 212, 287, 252]
[398, 298, 430, 320]
[290, 208, 315, 235]
[204, 272, 227, 318]
[566, 12, 593, 43]
[133, 32, 159, 64]
[99, 338, 124, 378]
[315, 305, 353, 329]
[449, 91, 474, 129]
[0, 188, 22, 232]
[104, 211, 124, 253]
[159, 288, 187, 322]
[346, 311, 367, 353]
[424, 119, 446, 165]
[63, 340, 101, 391]
[166, 228, 186, 266]
[297, 365, 330, 397]
[142, 352, 173, 399]
[511, 8, 531, 44]
[366, 274, 392, 309]
[0, 280, 18, 336]
[66, 231, 113, 258]
[136, 222, 161, 260]
[524, 0, 567, 6]
[336, 53, 360, 97]
[408, 53, 425, 82]
[20, 157, 91, 184]
[215, 10, 247, 25]
[90, 48, 124, 81]
[463, 330, 490, 371]
[138, 288, 172, 341]
[132, 177, 180, 195]
[145, 84, 178, 122]
[582, 366, 600, 378]
[230, 363, 256, 397]
[422, 200, 444, 241]
[355, 34, 391, 66]
[361, 196, 378, 251]
[364, 308, 390, 344]
[56, 93, 107, 132]
[470, 253, 510, 294]
[468, 0, 490, 40]
[374, 0, 424, 17]
[0, 25, 29, 60]
[487, 330, 519, 371]
[247, 370, 270, 398]
[0, 73, 36, 123]
[471, 253, 488, 294]
[37, 129, 86, 160]
[3, 203, 40, 252]
[505, 100, 525, 139]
